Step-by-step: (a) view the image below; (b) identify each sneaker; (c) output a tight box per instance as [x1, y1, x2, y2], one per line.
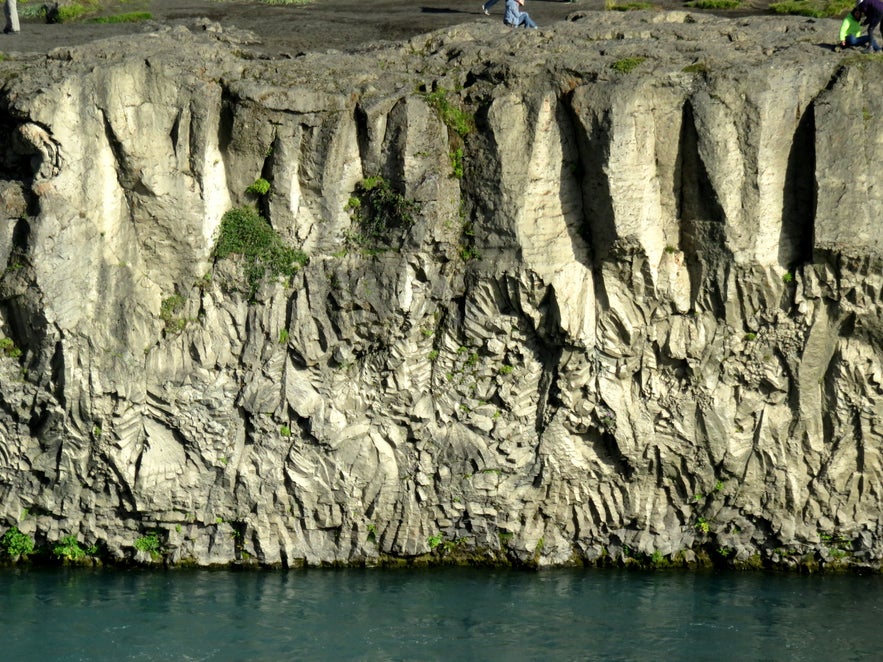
[482, 4, 490, 14]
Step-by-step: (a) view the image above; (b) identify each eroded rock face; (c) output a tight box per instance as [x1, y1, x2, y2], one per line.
[0, 13, 881, 569]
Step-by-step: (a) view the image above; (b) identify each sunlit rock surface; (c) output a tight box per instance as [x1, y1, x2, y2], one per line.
[0, 13, 881, 569]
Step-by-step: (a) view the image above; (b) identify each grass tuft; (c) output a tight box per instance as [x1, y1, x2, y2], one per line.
[768, 0, 852, 17]
[422, 88, 474, 138]
[686, 0, 741, 8]
[89, 12, 152, 24]
[214, 206, 308, 297]
[57, 0, 101, 23]
[611, 56, 647, 74]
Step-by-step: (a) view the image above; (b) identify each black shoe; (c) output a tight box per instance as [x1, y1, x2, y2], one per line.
[3, 28, 19, 35]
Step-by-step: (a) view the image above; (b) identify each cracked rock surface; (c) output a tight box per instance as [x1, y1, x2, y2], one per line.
[0, 12, 881, 569]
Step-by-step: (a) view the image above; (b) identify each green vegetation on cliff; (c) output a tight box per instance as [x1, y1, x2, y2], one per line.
[1, 527, 34, 559]
[345, 176, 420, 251]
[214, 206, 308, 297]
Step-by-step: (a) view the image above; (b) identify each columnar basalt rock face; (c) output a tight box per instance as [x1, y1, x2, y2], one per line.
[0, 13, 881, 569]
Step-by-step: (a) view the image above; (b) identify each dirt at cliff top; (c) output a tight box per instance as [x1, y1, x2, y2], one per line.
[1, 0, 798, 57]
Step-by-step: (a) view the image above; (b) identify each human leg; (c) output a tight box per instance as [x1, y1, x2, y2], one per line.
[482, 0, 500, 14]
[846, 34, 871, 47]
[4, 0, 20, 34]
[517, 12, 537, 29]
[870, 22, 883, 51]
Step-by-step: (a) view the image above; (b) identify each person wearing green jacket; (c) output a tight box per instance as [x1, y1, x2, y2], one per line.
[838, 4, 870, 49]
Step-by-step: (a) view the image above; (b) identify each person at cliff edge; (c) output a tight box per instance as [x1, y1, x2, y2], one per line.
[504, 0, 537, 29]
[855, 0, 883, 51]
[481, 0, 500, 15]
[3, 0, 19, 35]
[837, 3, 870, 49]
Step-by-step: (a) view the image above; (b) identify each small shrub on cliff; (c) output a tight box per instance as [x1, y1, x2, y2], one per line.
[450, 147, 465, 179]
[422, 88, 474, 138]
[458, 243, 480, 261]
[160, 294, 187, 334]
[214, 206, 309, 297]
[134, 532, 163, 559]
[0, 337, 22, 359]
[346, 176, 420, 250]
[53, 535, 89, 562]
[611, 57, 647, 74]
[1, 526, 34, 559]
[246, 178, 271, 196]
[56, 0, 101, 23]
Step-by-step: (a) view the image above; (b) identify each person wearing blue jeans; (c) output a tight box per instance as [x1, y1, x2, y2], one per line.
[860, 0, 883, 51]
[504, 0, 538, 29]
[838, 4, 868, 48]
[481, 0, 500, 15]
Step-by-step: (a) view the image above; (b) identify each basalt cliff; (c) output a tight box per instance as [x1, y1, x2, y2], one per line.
[1, 11, 881, 570]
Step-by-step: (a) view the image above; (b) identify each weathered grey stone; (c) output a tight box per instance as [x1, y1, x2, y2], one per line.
[0, 12, 881, 570]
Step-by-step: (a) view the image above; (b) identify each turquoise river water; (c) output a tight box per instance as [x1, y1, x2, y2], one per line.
[1, 567, 881, 660]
